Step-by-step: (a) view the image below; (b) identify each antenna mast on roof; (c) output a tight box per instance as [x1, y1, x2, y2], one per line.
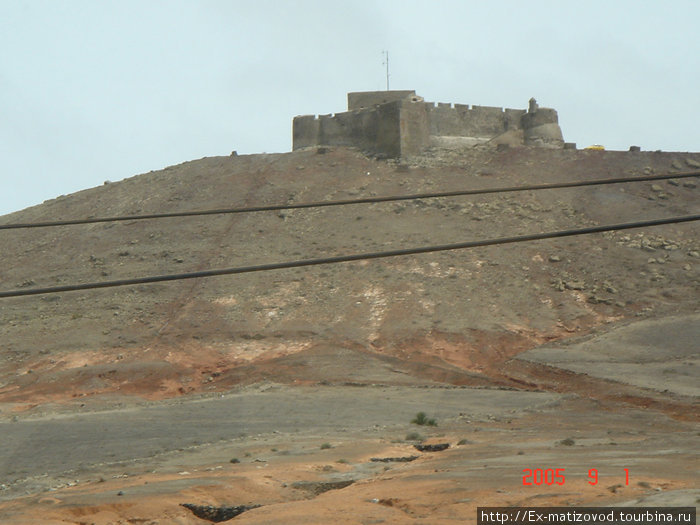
[382, 50, 390, 90]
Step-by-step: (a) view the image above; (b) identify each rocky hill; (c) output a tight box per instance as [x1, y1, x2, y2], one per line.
[0, 146, 698, 408]
[1, 145, 698, 523]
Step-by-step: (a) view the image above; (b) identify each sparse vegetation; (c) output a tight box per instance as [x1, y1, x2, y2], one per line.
[320, 442, 332, 450]
[558, 438, 575, 446]
[336, 458, 348, 464]
[411, 412, 437, 427]
[405, 432, 424, 442]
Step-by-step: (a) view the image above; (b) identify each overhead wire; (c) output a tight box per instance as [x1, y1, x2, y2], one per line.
[1, 214, 697, 298]
[1, 171, 698, 230]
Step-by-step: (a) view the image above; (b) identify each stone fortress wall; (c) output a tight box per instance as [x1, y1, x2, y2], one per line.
[293, 90, 565, 158]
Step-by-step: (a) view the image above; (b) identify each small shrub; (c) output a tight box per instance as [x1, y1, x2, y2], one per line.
[230, 458, 240, 464]
[411, 412, 437, 427]
[558, 438, 575, 446]
[320, 442, 333, 450]
[405, 432, 424, 442]
[457, 438, 471, 446]
[336, 458, 348, 464]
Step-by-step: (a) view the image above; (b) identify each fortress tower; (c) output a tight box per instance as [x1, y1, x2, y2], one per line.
[293, 91, 564, 158]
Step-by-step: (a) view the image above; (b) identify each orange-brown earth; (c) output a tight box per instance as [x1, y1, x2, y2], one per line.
[0, 146, 697, 523]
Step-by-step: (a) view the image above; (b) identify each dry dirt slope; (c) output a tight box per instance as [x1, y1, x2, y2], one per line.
[0, 146, 698, 405]
[0, 146, 698, 523]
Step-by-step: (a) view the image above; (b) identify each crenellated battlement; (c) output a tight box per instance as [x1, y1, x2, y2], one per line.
[292, 91, 564, 158]
[423, 101, 526, 138]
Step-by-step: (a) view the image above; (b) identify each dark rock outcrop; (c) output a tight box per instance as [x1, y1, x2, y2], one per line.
[414, 443, 450, 452]
[180, 503, 261, 522]
[370, 456, 419, 462]
[291, 479, 355, 496]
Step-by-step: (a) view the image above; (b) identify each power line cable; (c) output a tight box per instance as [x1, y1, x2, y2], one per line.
[1, 214, 697, 299]
[1, 171, 698, 231]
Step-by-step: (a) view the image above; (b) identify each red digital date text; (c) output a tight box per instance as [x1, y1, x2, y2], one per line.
[522, 468, 566, 486]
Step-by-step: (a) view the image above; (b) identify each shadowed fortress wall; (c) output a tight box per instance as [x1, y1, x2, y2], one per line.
[293, 90, 564, 157]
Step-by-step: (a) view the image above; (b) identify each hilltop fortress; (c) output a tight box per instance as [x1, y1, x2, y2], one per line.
[293, 90, 565, 158]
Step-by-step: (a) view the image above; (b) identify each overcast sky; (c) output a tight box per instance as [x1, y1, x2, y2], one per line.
[1, 0, 698, 217]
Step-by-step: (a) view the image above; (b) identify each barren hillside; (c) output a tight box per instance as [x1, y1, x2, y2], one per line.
[1, 147, 698, 405]
[0, 146, 697, 523]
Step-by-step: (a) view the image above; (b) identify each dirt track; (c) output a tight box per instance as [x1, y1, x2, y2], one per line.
[0, 385, 560, 499]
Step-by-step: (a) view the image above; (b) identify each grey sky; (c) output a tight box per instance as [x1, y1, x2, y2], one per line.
[1, 0, 698, 216]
